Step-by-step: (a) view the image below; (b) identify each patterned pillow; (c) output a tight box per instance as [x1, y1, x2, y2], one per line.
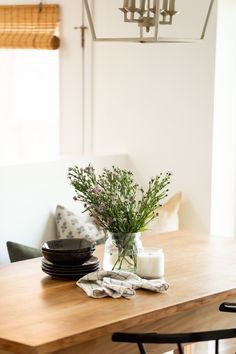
[55, 205, 106, 244]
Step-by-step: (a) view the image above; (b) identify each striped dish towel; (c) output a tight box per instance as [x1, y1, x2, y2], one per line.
[76, 270, 169, 299]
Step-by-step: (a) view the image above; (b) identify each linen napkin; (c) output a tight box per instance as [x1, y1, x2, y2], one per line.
[76, 270, 169, 299]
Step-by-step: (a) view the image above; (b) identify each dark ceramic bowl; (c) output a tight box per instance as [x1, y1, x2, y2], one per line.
[41, 238, 95, 253]
[41, 238, 96, 265]
[42, 248, 94, 265]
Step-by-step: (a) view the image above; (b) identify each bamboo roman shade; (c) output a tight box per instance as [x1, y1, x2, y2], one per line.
[0, 4, 60, 50]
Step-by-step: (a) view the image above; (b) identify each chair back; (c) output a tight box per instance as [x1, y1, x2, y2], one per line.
[112, 328, 236, 354]
[219, 302, 236, 313]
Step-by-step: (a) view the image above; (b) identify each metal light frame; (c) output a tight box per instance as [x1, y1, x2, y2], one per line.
[84, 0, 215, 43]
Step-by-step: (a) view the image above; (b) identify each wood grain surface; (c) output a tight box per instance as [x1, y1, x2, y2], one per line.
[1, 230, 236, 354]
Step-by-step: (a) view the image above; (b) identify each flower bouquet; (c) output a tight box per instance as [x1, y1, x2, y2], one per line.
[68, 165, 171, 272]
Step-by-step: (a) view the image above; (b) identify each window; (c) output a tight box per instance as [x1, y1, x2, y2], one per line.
[0, 49, 59, 164]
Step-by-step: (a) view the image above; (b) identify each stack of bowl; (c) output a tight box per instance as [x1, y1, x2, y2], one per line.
[41, 238, 99, 280]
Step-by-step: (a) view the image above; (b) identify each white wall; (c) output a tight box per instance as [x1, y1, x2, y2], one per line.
[91, 2, 217, 233]
[211, 0, 236, 238]
[59, 0, 88, 156]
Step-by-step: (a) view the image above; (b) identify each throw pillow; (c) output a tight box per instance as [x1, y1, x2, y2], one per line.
[6, 241, 42, 263]
[143, 192, 182, 235]
[55, 205, 106, 244]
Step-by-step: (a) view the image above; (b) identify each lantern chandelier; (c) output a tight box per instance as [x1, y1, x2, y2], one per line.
[84, 0, 215, 43]
[120, 0, 179, 29]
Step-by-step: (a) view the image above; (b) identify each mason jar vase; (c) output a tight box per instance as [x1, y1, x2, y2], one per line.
[103, 232, 142, 272]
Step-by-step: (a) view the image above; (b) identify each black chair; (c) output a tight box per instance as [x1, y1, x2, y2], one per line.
[219, 302, 236, 314]
[6, 241, 42, 263]
[112, 302, 236, 353]
[112, 329, 236, 354]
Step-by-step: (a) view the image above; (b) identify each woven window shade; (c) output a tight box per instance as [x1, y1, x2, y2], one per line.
[0, 4, 60, 50]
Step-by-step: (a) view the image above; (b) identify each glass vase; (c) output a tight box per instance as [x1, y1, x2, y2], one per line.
[103, 232, 142, 272]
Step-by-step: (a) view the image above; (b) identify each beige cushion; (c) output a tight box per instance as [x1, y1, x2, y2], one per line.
[143, 192, 182, 235]
[55, 205, 106, 244]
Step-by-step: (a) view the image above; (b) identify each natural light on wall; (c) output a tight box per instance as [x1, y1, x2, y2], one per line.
[0, 49, 59, 164]
[211, 0, 236, 237]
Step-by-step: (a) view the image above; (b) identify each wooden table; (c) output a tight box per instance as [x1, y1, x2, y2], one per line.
[1, 231, 236, 354]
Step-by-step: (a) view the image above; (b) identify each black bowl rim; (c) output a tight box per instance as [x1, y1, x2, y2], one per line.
[41, 247, 95, 254]
[41, 238, 96, 252]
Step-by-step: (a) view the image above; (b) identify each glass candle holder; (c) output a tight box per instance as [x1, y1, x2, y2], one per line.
[136, 247, 164, 279]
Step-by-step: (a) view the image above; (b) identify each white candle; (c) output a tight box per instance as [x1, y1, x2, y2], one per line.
[136, 248, 164, 278]
[130, 0, 136, 8]
[162, 0, 168, 10]
[140, 0, 145, 12]
[152, 0, 156, 12]
[169, 0, 175, 11]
